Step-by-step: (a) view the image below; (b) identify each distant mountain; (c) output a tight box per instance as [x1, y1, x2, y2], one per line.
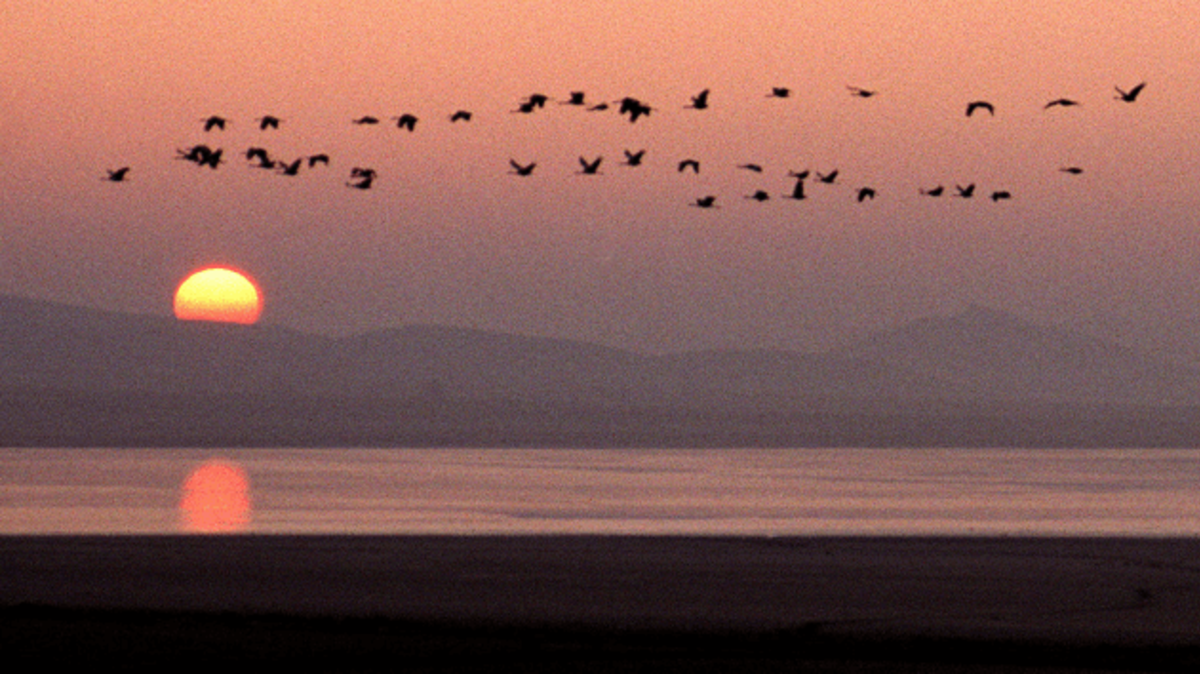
[4, 294, 1200, 407]
[6, 294, 1200, 446]
[839, 305, 1200, 406]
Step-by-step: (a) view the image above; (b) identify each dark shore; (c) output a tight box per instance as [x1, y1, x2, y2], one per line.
[4, 535, 1200, 671]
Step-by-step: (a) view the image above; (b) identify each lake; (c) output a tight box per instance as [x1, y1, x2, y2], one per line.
[3, 448, 1200, 535]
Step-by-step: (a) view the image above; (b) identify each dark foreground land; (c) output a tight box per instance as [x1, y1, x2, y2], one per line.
[4, 536, 1200, 672]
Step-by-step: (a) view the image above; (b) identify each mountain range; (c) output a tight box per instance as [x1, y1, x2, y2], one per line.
[4, 294, 1200, 447]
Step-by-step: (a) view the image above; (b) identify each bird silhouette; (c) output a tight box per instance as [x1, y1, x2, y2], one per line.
[103, 167, 130, 182]
[509, 159, 536, 176]
[816, 170, 839, 184]
[578, 156, 603, 174]
[686, 89, 710, 109]
[256, 115, 281, 130]
[307, 154, 330, 168]
[587, 102, 610, 111]
[847, 86, 877, 98]
[746, 190, 771, 202]
[352, 116, 380, 125]
[617, 97, 652, 122]
[783, 178, 807, 200]
[954, 183, 976, 198]
[392, 114, 418, 131]
[199, 148, 223, 169]
[677, 159, 700, 173]
[178, 145, 223, 169]
[1060, 166, 1084, 175]
[512, 101, 537, 114]
[1044, 98, 1080, 109]
[920, 185, 944, 196]
[627, 102, 652, 122]
[245, 147, 275, 169]
[737, 163, 763, 173]
[176, 144, 215, 163]
[621, 149, 646, 166]
[350, 167, 377, 179]
[768, 87, 791, 98]
[690, 195, 718, 208]
[346, 175, 373, 190]
[787, 170, 810, 180]
[449, 110, 473, 122]
[991, 190, 1012, 201]
[202, 116, 227, 131]
[278, 158, 303, 176]
[966, 101, 994, 117]
[1115, 82, 1146, 102]
[561, 91, 586, 106]
[856, 187, 876, 202]
[524, 93, 550, 108]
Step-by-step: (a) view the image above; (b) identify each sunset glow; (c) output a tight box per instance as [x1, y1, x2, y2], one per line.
[173, 267, 262, 325]
[179, 459, 252, 533]
[5, 2, 1200, 358]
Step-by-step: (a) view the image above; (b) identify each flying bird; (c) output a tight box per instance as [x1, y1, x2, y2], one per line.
[524, 93, 550, 108]
[856, 187, 876, 202]
[847, 86, 877, 98]
[578, 156, 603, 174]
[352, 116, 380, 125]
[1044, 98, 1080, 109]
[103, 167, 130, 182]
[991, 190, 1012, 201]
[392, 114, 418, 131]
[449, 110, 473, 122]
[346, 175, 373, 190]
[966, 101, 994, 117]
[768, 87, 791, 98]
[587, 102, 610, 111]
[202, 115, 226, 131]
[561, 91, 587, 106]
[307, 154, 330, 168]
[621, 149, 646, 166]
[783, 177, 807, 200]
[256, 115, 281, 130]
[787, 169, 810, 180]
[512, 101, 537, 114]
[816, 169, 839, 184]
[746, 190, 771, 202]
[690, 195, 718, 208]
[626, 102, 652, 122]
[199, 148, 223, 169]
[245, 147, 275, 169]
[686, 89, 710, 109]
[616, 97, 651, 122]
[509, 159, 536, 176]
[277, 158, 303, 176]
[677, 159, 700, 173]
[737, 163, 763, 173]
[350, 167, 377, 179]
[954, 183, 976, 198]
[1115, 82, 1146, 102]
[919, 185, 944, 196]
[1060, 166, 1084, 175]
[176, 144, 215, 163]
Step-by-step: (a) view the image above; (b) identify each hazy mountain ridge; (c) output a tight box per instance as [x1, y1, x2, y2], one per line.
[3, 293, 1200, 410]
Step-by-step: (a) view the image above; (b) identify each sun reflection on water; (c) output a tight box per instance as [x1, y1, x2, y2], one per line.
[179, 459, 252, 533]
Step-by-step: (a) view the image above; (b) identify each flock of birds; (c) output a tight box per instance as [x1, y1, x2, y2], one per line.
[103, 82, 1147, 209]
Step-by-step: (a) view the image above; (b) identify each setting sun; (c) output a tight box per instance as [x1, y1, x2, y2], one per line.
[179, 459, 252, 533]
[173, 267, 262, 325]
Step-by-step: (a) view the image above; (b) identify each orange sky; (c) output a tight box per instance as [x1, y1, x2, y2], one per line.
[3, 1, 1200, 357]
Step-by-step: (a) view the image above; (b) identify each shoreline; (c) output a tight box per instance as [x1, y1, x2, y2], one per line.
[5, 535, 1200, 669]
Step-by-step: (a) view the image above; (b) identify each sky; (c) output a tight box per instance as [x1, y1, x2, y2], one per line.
[4, 1, 1200, 359]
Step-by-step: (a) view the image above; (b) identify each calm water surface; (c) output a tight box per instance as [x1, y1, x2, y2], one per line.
[3, 448, 1200, 535]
